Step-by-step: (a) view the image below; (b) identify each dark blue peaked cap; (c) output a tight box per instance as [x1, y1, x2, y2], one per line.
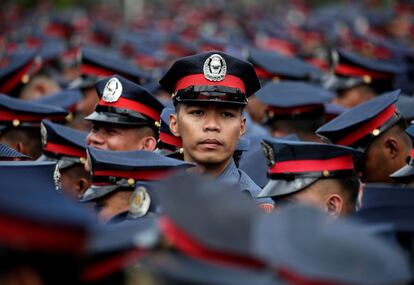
[406, 123, 414, 138]
[0, 94, 68, 131]
[253, 206, 411, 285]
[159, 51, 260, 104]
[316, 90, 401, 151]
[335, 48, 403, 76]
[39, 120, 87, 168]
[85, 75, 164, 128]
[88, 147, 193, 172]
[355, 184, 414, 233]
[83, 217, 160, 282]
[334, 48, 403, 93]
[81, 148, 194, 202]
[397, 95, 414, 122]
[34, 89, 82, 112]
[157, 172, 265, 268]
[239, 134, 299, 188]
[257, 138, 359, 198]
[0, 161, 93, 254]
[38, 40, 66, 62]
[0, 50, 42, 96]
[80, 47, 147, 84]
[248, 48, 322, 81]
[0, 143, 29, 159]
[255, 81, 332, 121]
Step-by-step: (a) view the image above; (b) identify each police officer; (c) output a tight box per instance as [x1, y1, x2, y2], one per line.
[80, 147, 192, 223]
[159, 51, 273, 207]
[317, 90, 412, 184]
[85, 75, 164, 152]
[38, 120, 91, 199]
[0, 94, 68, 159]
[257, 138, 360, 217]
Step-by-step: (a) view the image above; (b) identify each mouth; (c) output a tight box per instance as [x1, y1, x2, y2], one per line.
[199, 139, 223, 149]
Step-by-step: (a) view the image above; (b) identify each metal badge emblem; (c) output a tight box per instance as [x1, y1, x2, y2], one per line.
[102, 77, 123, 103]
[53, 164, 62, 191]
[40, 123, 47, 146]
[203, 54, 227, 82]
[129, 186, 151, 219]
[261, 141, 275, 167]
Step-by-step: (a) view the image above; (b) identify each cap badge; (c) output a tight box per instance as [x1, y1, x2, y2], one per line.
[261, 142, 275, 167]
[40, 123, 47, 146]
[129, 186, 151, 219]
[102, 77, 123, 103]
[53, 164, 62, 191]
[203, 54, 227, 82]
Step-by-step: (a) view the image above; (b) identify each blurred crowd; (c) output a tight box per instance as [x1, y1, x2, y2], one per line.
[2, 0, 414, 285]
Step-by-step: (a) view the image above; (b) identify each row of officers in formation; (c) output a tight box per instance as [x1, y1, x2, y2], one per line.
[1, 48, 414, 285]
[3, 1, 414, 284]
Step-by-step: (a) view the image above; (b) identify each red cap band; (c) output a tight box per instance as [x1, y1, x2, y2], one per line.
[0, 59, 42, 94]
[0, 109, 66, 123]
[268, 155, 354, 174]
[277, 267, 342, 285]
[336, 105, 396, 146]
[44, 142, 86, 158]
[159, 132, 183, 148]
[254, 67, 278, 79]
[82, 248, 148, 282]
[80, 63, 114, 78]
[335, 64, 394, 80]
[0, 214, 85, 254]
[175, 74, 246, 94]
[160, 217, 264, 269]
[98, 96, 160, 122]
[94, 169, 169, 181]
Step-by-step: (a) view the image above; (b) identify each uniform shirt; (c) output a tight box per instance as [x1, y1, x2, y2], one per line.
[218, 159, 274, 206]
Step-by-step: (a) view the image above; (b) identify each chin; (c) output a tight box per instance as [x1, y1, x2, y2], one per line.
[198, 153, 232, 165]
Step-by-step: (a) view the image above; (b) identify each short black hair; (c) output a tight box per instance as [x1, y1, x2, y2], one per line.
[336, 175, 360, 209]
[0, 127, 42, 158]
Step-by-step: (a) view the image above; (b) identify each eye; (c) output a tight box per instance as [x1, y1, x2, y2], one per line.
[106, 128, 118, 135]
[189, 109, 204, 116]
[221, 111, 236, 118]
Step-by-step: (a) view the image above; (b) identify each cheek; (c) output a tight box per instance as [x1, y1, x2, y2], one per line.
[177, 117, 198, 139]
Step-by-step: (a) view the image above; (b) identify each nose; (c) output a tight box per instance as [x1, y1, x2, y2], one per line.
[202, 113, 220, 133]
[86, 130, 104, 148]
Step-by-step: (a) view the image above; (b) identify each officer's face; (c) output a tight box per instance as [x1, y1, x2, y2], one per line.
[170, 103, 246, 166]
[86, 122, 155, 151]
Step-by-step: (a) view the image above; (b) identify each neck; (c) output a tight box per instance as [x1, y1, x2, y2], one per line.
[186, 157, 232, 177]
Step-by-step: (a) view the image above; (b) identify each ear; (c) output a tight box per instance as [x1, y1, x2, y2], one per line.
[240, 117, 246, 137]
[325, 194, 343, 218]
[76, 177, 91, 199]
[34, 82, 47, 97]
[169, 113, 180, 137]
[140, 136, 157, 151]
[384, 137, 399, 159]
[15, 141, 27, 156]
